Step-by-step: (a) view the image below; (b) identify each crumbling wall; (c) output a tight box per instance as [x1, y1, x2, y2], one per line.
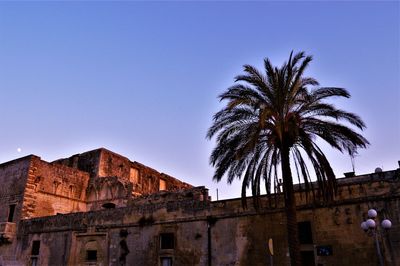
[0, 156, 31, 223]
[53, 148, 193, 197]
[131, 162, 162, 195]
[98, 149, 131, 180]
[53, 148, 131, 182]
[21, 156, 89, 219]
[0, 156, 32, 261]
[87, 176, 133, 211]
[128, 186, 209, 207]
[131, 162, 192, 196]
[160, 173, 193, 191]
[53, 149, 102, 181]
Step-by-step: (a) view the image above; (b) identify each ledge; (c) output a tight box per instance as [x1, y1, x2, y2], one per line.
[0, 222, 16, 243]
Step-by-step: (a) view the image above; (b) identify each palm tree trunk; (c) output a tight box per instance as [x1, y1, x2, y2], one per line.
[281, 143, 301, 266]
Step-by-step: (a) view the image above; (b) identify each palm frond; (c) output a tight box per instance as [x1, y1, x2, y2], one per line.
[207, 50, 368, 209]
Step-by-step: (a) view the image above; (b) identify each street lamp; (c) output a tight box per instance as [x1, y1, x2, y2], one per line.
[360, 208, 392, 266]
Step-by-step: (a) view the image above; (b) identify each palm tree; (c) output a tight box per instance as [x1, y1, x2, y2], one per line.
[207, 51, 369, 266]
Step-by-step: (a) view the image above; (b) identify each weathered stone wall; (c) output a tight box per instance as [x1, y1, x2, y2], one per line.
[0, 148, 195, 265]
[53, 148, 193, 197]
[160, 173, 193, 192]
[53, 149, 102, 180]
[0, 156, 31, 223]
[2, 149, 399, 266]
[86, 176, 133, 211]
[17, 187, 211, 266]
[98, 149, 130, 180]
[21, 156, 89, 219]
[131, 161, 192, 196]
[0, 148, 193, 221]
[0, 156, 32, 265]
[13, 177, 400, 266]
[14, 231, 72, 266]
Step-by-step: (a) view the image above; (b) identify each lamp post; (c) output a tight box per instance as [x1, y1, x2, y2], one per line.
[360, 208, 392, 266]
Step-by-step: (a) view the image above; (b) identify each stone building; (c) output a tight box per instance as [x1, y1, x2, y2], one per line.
[0, 148, 399, 266]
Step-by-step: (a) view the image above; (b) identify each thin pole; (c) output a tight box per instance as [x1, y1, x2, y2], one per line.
[208, 222, 212, 266]
[375, 231, 384, 266]
[385, 230, 397, 266]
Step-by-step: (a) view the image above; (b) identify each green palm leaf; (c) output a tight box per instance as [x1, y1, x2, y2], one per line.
[207, 51, 369, 265]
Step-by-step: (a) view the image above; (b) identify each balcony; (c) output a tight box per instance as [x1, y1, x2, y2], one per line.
[0, 222, 16, 243]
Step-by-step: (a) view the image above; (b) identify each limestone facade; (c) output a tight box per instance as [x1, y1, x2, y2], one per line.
[0, 148, 399, 266]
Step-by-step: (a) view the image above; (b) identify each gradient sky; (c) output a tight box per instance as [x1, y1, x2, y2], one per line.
[0, 1, 399, 200]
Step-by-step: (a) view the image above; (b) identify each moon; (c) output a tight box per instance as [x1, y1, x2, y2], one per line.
[17, 148, 22, 153]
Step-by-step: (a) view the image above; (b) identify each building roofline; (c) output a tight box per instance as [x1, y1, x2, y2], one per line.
[211, 167, 399, 203]
[0, 154, 40, 168]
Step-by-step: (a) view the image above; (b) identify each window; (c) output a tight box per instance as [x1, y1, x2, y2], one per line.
[160, 233, 174, 249]
[148, 176, 152, 191]
[159, 179, 166, 191]
[130, 168, 139, 184]
[8, 204, 16, 222]
[160, 257, 173, 266]
[85, 240, 98, 262]
[298, 221, 313, 244]
[86, 250, 97, 261]
[102, 202, 116, 209]
[31, 240, 41, 255]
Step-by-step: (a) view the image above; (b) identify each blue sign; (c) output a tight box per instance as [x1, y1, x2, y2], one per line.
[316, 245, 333, 256]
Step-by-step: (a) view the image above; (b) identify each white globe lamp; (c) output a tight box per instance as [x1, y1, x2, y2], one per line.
[368, 209, 378, 218]
[381, 219, 392, 229]
[361, 221, 369, 231]
[366, 218, 376, 228]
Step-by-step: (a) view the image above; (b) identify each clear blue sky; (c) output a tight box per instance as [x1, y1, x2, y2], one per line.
[0, 1, 399, 200]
